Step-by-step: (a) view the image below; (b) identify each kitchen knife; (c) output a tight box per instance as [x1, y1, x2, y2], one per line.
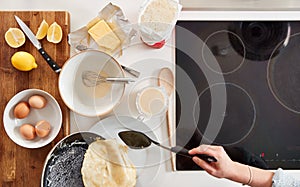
[14, 15, 61, 73]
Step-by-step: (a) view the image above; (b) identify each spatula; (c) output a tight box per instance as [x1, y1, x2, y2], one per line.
[118, 130, 217, 163]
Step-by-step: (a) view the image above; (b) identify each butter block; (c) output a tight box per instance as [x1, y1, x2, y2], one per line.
[86, 17, 101, 30]
[88, 20, 121, 51]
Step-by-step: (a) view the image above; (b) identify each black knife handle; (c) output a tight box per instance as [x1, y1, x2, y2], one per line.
[38, 48, 61, 73]
[171, 146, 218, 163]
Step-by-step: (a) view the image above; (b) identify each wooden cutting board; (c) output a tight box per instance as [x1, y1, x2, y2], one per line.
[0, 11, 70, 187]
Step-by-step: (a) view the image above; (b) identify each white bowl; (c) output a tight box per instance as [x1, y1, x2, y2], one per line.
[59, 50, 125, 117]
[3, 89, 62, 149]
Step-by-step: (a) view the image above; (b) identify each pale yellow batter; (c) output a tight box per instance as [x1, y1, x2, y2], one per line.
[94, 71, 112, 98]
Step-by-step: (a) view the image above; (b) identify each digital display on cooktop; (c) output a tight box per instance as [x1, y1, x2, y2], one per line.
[175, 21, 300, 170]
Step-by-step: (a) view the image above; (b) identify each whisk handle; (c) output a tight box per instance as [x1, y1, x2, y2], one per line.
[105, 77, 135, 83]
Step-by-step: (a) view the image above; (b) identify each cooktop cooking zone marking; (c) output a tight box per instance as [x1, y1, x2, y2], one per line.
[202, 30, 246, 75]
[267, 32, 300, 114]
[195, 83, 256, 146]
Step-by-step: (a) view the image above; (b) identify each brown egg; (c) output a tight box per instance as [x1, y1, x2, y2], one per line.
[14, 101, 30, 119]
[20, 124, 36, 140]
[35, 120, 51, 138]
[28, 95, 47, 109]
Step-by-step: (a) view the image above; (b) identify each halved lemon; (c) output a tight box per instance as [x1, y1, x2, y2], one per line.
[5, 28, 26, 48]
[36, 19, 49, 40]
[47, 22, 62, 44]
[11, 51, 37, 71]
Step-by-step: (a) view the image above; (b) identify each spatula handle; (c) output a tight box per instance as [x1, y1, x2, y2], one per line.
[171, 146, 217, 163]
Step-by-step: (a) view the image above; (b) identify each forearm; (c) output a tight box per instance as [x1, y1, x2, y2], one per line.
[227, 162, 274, 187]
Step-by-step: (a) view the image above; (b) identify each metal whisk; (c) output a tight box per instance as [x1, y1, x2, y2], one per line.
[82, 71, 135, 87]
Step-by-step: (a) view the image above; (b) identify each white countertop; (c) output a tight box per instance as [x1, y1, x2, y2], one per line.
[180, 0, 300, 10]
[1, 0, 300, 186]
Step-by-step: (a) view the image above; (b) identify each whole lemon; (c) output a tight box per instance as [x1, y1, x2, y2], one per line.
[11, 51, 37, 71]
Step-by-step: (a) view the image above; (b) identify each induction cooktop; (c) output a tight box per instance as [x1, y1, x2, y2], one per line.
[175, 20, 300, 170]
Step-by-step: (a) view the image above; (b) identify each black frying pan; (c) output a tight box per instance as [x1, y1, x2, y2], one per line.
[41, 132, 104, 187]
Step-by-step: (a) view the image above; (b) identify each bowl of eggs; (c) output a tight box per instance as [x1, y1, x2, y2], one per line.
[3, 89, 62, 149]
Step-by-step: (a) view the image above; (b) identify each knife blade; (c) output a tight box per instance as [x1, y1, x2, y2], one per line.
[14, 15, 61, 73]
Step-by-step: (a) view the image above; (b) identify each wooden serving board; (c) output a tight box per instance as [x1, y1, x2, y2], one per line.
[0, 11, 70, 186]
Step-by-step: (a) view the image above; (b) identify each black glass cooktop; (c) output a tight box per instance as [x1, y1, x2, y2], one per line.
[175, 21, 300, 170]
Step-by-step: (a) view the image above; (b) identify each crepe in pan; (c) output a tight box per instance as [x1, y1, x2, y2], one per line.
[81, 139, 136, 187]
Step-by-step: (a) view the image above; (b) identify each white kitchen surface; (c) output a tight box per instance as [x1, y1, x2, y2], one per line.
[180, 0, 300, 10]
[1, 0, 300, 186]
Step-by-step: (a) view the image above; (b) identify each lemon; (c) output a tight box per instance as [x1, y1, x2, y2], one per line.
[11, 51, 37, 71]
[36, 19, 49, 40]
[47, 22, 63, 44]
[5, 28, 26, 48]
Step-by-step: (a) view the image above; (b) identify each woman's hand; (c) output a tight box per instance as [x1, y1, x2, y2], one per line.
[189, 145, 275, 187]
[189, 145, 236, 179]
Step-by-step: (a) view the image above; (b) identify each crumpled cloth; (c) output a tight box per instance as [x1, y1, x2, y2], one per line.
[272, 168, 300, 187]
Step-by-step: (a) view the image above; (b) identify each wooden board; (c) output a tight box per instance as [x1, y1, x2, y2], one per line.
[0, 11, 70, 187]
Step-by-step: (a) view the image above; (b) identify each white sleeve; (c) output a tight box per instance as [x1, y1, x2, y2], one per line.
[272, 168, 300, 187]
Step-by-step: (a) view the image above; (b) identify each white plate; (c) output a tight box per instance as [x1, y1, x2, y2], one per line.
[3, 89, 62, 149]
[89, 116, 163, 186]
